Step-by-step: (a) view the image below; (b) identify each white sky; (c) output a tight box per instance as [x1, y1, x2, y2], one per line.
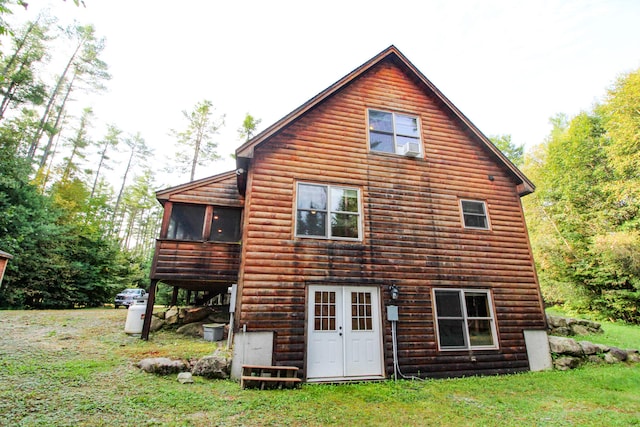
[11, 0, 640, 187]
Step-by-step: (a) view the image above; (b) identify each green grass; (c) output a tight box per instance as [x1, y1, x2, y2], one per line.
[0, 309, 639, 426]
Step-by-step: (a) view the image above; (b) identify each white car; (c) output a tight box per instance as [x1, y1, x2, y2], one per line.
[114, 288, 146, 308]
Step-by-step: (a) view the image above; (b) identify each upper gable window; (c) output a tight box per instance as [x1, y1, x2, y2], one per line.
[460, 200, 490, 230]
[296, 182, 361, 240]
[167, 204, 206, 240]
[368, 109, 421, 156]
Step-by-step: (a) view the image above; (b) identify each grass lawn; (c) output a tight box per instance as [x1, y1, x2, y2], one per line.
[0, 309, 639, 426]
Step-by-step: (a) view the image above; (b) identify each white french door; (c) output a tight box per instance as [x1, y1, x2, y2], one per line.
[306, 285, 383, 380]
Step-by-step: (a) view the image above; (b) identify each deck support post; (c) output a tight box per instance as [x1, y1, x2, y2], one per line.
[170, 286, 179, 306]
[141, 279, 158, 340]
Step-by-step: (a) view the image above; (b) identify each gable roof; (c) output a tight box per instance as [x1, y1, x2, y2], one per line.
[156, 170, 239, 204]
[236, 45, 534, 196]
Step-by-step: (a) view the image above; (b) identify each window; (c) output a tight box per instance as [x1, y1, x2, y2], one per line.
[209, 207, 242, 242]
[296, 183, 361, 240]
[351, 291, 373, 331]
[434, 289, 497, 350]
[368, 109, 421, 155]
[460, 199, 489, 229]
[167, 204, 205, 240]
[314, 291, 336, 331]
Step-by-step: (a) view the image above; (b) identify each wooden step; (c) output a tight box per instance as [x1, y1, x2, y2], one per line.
[241, 364, 301, 389]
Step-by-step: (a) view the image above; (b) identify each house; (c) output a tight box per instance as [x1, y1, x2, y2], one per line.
[143, 46, 549, 381]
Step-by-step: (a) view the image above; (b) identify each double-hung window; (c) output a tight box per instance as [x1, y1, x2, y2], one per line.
[296, 182, 361, 240]
[460, 199, 490, 230]
[433, 289, 497, 350]
[368, 109, 421, 155]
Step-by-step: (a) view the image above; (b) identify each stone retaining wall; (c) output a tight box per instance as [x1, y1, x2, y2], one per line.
[547, 315, 640, 370]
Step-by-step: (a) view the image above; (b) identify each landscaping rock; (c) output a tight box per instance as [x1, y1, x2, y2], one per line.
[177, 372, 194, 384]
[595, 343, 610, 353]
[137, 357, 188, 375]
[176, 322, 204, 338]
[181, 306, 213, 324]
[165, 306, 180, 325]
[191, 353, 231, 379]
[571, 324, 591, 336]
[587, 355, 604, 364]
[150, 317, 166, 332]
[608, 347, 628, 362]
[627, 351, 640, 363]
[548, 336, 583, 357]
[578, 341, 601, 355]
[604, 352, 619, 364]
[553, 356, 581, 370]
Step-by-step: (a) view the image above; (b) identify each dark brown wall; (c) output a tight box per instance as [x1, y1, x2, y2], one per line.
[237, 59, 545, 378]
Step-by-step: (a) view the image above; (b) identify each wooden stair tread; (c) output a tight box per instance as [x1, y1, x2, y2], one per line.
[241, 376, 301, 382]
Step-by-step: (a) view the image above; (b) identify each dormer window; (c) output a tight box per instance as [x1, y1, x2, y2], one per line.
[368, 109, 421, 156]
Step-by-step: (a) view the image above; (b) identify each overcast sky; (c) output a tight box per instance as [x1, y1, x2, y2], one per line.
[12, 0, 640, 186]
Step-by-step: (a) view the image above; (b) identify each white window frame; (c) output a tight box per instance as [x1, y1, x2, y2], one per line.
[367, 109, 422, 156]
[433, 288, 498, 351]
[459, 199, 491, 230]
[295, 182, 362, 241]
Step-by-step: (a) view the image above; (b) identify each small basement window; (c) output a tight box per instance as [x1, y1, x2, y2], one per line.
[167, 204, 206, 240]
[460, 199, 490, 229]
[209, 207, 242, 242]
[368, 109, 421, 156]
[434, 289, 497, 350]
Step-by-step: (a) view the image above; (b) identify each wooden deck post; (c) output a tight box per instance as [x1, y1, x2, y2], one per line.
[170, 286, 179, 306]
[141, 279, 158, 340]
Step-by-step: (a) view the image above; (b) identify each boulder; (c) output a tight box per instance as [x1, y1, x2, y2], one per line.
[176, 322, 204, 338]
[165, 306, 180, 325]
[571, 324, 591, 336]
[182, 306, 213, 324]
[578, 341, 601, 355]
[177, 372, 194, 384]
[587, 355, 604, 364]
[191, 353, 231, 379]
[546, 315, 567, 328]
[608, 347, 628, 362]
[604, 352, 620, 364]
[150, 317, 166, 333]
[548, 336, 584, 357]
[553, 356, 581, 370]
[627, 351, 640, 363]
[137, 357, 188, 375]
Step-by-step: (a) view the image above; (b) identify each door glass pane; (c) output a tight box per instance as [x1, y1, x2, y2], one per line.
[314, 291, 336, 331]
[351, 292, 373, 331]
[438, 319, 466, 347]
[435, 291, 462, 317]
[467, 319, 493, 346]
